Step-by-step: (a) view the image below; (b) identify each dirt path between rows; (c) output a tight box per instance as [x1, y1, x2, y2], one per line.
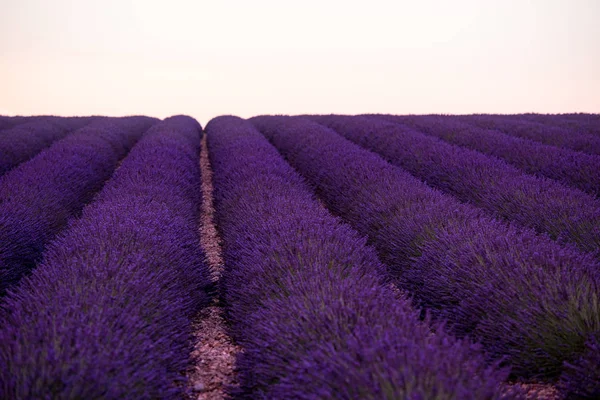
[187, 135, 241, 400]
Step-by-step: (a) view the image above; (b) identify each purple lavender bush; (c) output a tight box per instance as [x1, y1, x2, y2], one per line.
[0, 116, 156, 297]
[251, 116, 600, 392]
[310, 115, 600, 255]
[0, 116, 95, 176]
[0, 116, 212, 399]
[376, 114, 600, 197]
[207, 115, 515, 399]
[458, 114, 600, 156]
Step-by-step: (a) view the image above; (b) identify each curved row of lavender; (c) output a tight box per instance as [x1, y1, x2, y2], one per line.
[457, 114, 600, 156]
[0, 116, 212, 399]
[251, 116, 600, 396]
[0, 116, 95, 176]
[513, 113, 600, 137]
[377, 115, 600, 197]
[0, 116, 156, 298]
[311, 115, 600, 255]
[206, 116, 514, 399]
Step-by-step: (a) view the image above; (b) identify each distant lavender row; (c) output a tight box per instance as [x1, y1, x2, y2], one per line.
[457, 114, 600, 155]
[0, 115, 33, 131]
[0, 116, 95, 176]
[0, 116, 155, 298]
[311, 115, 600, 255]
[252, 116, 600, 391]
[0, 116, 25, 131]
[207, 116, 512, 399]
[0, 116, 91, 133]
[377, 115, 600, 197]
[0, 116, 212, 399]
[515, 113, 600, 137]
[0, 116, 12, 130]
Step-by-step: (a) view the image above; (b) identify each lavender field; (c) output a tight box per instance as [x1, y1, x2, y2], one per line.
[0, 114, 599, 399]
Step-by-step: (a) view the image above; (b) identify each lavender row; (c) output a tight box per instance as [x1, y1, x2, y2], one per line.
[0, 116, 95, 176]
[457, 114, 600, 156]
[0, 116, 12, 130]
[251, 116, 600, 394]
[0, 116, 27, 131]
[311, 115, 600, 255]
[0, 116, 40, 131]
[515, 113, 600, 137]
[376, 115, 600, 197]
[0, 116, 155, 298]
[0, 116, 94, 131]
[206, 116, 512, 399]
[0, 116, 92, 133]
[0, 116, 212, 399]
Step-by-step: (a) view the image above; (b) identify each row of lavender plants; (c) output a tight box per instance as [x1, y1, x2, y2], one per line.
[377, 114, 600, 197]
[0, 115, 86, 131]
[206, 116, 514, 399]
[0, 116, 156, 298]
[0, 116, 212, 399]
[251, 116, 600, 398]
[0, 116, 95, 176]
[457, 114, 600, 156]
[0, 115, 32, 131]
[512, 113, 600, 137]
[310, 115, 600, 255]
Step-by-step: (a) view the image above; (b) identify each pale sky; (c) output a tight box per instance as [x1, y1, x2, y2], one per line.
[0, 0, 598, 125]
